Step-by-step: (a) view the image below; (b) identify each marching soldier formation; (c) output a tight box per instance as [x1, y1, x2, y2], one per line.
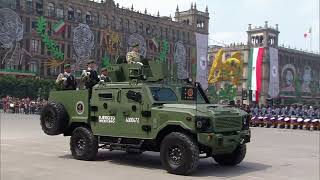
[242, 104, 320, 131]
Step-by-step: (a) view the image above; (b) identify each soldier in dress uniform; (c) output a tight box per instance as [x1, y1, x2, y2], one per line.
[55, 64, 77, 90]
[81, 60, 100, 90]
[126, 43, 142, 64]
[99, 67, 112, 82]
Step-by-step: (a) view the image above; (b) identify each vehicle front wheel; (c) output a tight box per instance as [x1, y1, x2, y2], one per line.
[160, 132, 199, 175]
[70, 127, 98, 161]
[213, 144, 246, 166]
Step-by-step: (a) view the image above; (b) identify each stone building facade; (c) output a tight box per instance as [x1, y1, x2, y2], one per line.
[0, 0, 209, 78]
[208, 22, 320, 105]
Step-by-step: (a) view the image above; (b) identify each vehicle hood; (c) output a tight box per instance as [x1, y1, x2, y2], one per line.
[161, 104, 246, 116]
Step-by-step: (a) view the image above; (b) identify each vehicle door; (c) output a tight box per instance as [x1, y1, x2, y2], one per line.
[118, 88, 143, 136]
[90, 88, 122, 137]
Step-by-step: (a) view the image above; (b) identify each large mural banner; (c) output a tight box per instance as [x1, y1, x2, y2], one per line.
[174, 41, 188, 79]
[195, 33, 208, 90]
[0, 8, 31, 65]
[268, 47, 279, 98]
[281, 64, 296, 92]
[72, 23, 95, 68]
[301, 66, 312, 93]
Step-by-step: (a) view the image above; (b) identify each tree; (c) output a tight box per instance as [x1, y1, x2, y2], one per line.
[0, 76, 56, 99]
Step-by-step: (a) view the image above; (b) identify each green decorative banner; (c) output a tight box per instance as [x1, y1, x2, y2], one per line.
[36, 17, 64, 61]
[102, 55, 111, 67]
[158, 39, 169, 62]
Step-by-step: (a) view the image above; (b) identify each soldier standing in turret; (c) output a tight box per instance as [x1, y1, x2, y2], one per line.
[55, 64, 77, 90]
[126, 43, 142, 64]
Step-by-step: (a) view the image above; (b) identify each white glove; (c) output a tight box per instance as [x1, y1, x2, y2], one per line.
[81, 70, 87, 77]
[133, 62, 143, 66]
[62, 77, 67, 81]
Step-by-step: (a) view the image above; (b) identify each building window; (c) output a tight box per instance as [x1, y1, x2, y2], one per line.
[31, 39, 40, 53]
[67, 44, 71, 58]
[146, 25, 151, 35]
[56, 6, 64, 19]
[36, 2, 43, 15]
[5, 0, 17, 9]
[119, 18, 123, 30]
[31, 20, 37, 30]
[111, 16, 116, 29]
[48, 2, 55, 17]
[41, 42, 45, 55]
[25, 17, 30, 33]
[26, 0, 33, 12]
[86, 12, 92, 24]
[165, 28, 168, 38]
[50, 67, 58, 75]
[30, 62, 37, 73]
[140, 22, 144, 34]
[67, 25, 71, 38]
[47, 22, 52, 36]
[126, 19, 129, 31]
[134, 21, 137, 32]
[68, 7, 74, 20]
[75, 9, 82, 22]
[60, 44, 65, 54]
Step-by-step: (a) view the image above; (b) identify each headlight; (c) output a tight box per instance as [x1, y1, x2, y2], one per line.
[195, 117, 211, 132]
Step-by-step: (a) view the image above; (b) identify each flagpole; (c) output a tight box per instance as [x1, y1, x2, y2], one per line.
[310, 31, 312, 52]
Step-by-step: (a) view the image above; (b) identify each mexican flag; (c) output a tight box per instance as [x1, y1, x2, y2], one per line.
[53, 20, 66, 34]
[248, 48, 264, 102]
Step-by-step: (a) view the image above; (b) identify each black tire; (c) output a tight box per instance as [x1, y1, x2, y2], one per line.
[40, 102, 68, 135]
[160, 132, 199, 175]
[213, 144, 246, 166]
[70, 127, 98, 161]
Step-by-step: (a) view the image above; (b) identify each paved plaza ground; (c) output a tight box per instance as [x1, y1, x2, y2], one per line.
[1, 113, 319, 180]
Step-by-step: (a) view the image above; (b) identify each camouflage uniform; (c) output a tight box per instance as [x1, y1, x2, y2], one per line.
[56, 65, 77, 90]
[126, 51, 141, 64]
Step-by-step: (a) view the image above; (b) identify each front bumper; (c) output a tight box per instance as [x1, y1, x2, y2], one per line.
[197, 130, 251, 155]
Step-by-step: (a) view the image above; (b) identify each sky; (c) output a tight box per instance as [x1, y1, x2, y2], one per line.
[111, 0, 319, 53]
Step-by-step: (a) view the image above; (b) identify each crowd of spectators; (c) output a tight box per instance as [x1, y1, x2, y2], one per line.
[0, 96, 48, 114]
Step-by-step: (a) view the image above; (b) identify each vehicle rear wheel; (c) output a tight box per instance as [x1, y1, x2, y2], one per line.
[40, 102, 68, 135]
[160, 132, 199, 175]
[70, 127, 98, 161]
[213, 144, 246, 166]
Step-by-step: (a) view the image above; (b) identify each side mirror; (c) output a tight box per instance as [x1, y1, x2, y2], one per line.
[126, 90, 142, 103]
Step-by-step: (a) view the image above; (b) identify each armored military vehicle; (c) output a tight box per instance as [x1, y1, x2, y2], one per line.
[40, 61, 251, 175]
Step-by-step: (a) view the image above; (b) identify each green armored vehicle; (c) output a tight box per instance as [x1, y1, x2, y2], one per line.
[40, 61, 251, 175]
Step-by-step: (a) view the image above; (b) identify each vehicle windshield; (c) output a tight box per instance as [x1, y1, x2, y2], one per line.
[150, 87, 178, 102]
